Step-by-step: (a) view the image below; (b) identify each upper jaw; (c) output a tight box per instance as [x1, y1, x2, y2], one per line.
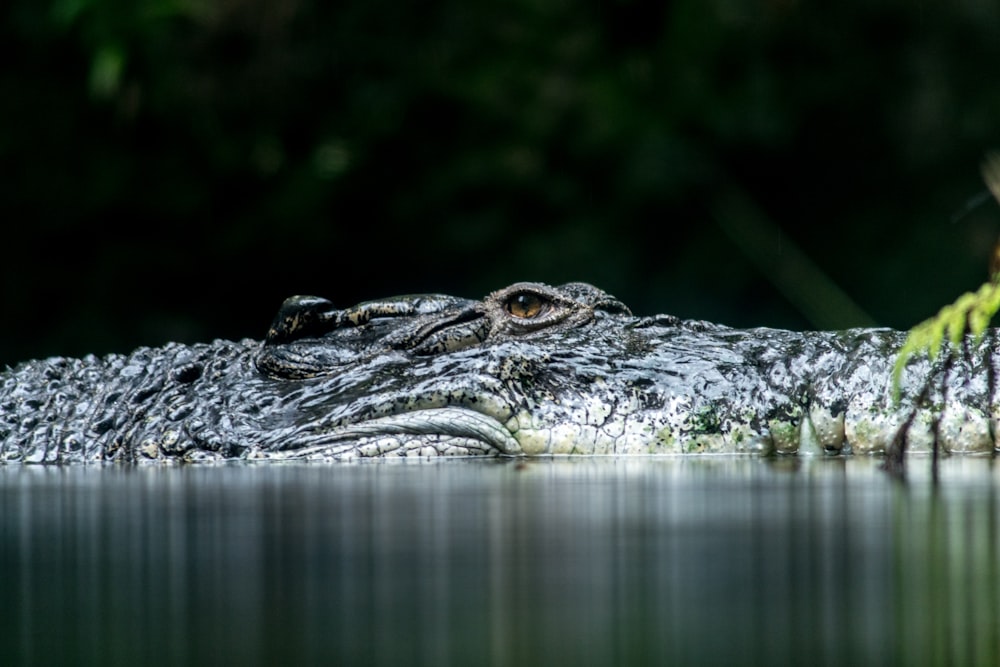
[254, 281, 629, 381]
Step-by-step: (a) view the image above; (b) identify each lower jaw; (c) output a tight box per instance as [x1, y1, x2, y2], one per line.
[254, 406, 523, 460]
[248, 433, 504, 460]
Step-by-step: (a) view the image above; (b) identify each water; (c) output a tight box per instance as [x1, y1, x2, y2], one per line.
[1, 456, 998, 666]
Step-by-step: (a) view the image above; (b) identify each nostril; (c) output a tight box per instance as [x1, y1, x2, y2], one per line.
[264, 296, 337, 345]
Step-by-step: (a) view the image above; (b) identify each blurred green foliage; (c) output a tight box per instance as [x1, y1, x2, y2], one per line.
[3, 0, 1000, 364]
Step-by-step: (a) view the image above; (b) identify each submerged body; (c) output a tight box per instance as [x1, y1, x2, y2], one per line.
[1, 282, 996, 463]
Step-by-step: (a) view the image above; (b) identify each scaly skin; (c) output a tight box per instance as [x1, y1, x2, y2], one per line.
[0, 282, 996, 463]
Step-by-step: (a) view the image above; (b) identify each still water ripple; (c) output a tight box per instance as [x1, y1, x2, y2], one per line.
[1, 456, 997, 666]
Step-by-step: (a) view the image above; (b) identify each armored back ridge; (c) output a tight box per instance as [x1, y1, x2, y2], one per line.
[1, 282, 997, 463]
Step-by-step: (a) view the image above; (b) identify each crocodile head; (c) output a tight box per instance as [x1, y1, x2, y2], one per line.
[248, 281, 647, 459]
[248, 274, 1000, 461]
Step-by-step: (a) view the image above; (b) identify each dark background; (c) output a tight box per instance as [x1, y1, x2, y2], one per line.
[4, 0, 1000, 365]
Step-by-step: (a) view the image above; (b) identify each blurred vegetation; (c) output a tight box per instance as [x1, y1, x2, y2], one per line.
[3, 0, 1000, 364]
[892, 153, 1000, 394]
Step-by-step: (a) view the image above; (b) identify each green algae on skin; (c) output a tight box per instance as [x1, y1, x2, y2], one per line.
[768, 419, 800, 454]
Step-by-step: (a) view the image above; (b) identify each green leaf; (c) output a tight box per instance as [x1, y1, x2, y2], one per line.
[892, 281, 1000, 400]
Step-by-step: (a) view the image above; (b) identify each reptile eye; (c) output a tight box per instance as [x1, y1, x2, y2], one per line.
[505, 292, 546, 319]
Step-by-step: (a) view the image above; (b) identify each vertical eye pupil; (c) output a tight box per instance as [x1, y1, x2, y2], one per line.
[506, 293, 543, 318]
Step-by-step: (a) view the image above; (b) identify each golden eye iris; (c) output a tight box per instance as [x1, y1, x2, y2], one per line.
[505, 292, 544, 319]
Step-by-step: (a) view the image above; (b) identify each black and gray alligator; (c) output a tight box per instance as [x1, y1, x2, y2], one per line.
[1, 281, 996, 463]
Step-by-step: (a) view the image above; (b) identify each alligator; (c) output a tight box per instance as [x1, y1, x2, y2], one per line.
[1, 281, 996, 464]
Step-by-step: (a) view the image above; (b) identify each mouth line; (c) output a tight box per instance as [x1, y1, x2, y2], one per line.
[330, 407, 522, 454]
[265, 406, 524, 458]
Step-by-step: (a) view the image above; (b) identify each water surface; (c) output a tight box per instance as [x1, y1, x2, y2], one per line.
[2, 456, 997, 666]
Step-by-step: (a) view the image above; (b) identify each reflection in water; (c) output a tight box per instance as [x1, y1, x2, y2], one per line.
[892, 460, 1000, 667]
[1, 457, 998, 666]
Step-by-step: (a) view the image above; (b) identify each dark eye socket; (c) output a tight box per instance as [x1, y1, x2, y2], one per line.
[504, 292, 547, 319]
